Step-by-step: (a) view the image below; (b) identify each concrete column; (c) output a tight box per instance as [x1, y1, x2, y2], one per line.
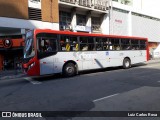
[86, 11, 91, 27]
[101, 13, 110, 34]
[75, 0, 79, 5]
[71, 8, 77, 32]
[86, 11, 92, 33]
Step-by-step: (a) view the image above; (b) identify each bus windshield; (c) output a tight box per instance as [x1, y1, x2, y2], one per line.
[24, 30, 35, 59]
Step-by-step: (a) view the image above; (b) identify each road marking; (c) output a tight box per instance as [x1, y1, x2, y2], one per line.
[24, 77, 42, 85]
[93, 93, 119, 102]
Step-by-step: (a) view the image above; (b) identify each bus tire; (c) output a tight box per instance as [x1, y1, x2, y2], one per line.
[123, 58, 131, 69]
[63, 63, 76, 77]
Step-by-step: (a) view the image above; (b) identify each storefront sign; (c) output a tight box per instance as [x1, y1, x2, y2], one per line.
[73, 25, 91, 32]
[28, 0, 41, 9]
[115, 19, 123, 24]
[2, 39, 13, 48]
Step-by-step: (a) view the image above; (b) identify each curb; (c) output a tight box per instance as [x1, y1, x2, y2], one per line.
[0, 74, 27, 81]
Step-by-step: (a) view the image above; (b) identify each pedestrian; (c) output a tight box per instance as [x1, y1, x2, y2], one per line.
[3, 60, 8, 71]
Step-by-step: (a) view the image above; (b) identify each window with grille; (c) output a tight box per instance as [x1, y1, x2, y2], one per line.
[92, 17, 101, 31]
[28, 7, 42, 21]
[59, 11, 72, 30]
[77, 14, 86, 26]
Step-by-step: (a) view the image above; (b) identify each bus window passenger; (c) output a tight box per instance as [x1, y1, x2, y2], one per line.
[66, 43, 70, 51]
[96, 45, 102, 50]
[116, 46, 120, 50]
[75, 44, 78, 51]
[82, 45, 88, 51]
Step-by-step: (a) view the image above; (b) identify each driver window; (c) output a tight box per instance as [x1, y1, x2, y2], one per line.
[36, 33, 58, 59]
[39, 39, 57, 52]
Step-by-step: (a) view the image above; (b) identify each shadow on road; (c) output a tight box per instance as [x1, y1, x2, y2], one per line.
[0, 63, 160, 120]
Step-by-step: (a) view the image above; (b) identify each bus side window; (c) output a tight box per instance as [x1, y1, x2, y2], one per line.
[131, 39, 139, 50]
[96, 37, 103, 51]
[121, 39, 131, 50]
[140, 40, 146, 50]
[102, 38, 110, 50]
[108, 40, 113, 50]
[80, 37, 88, 51]
[70, 36, 79, 51]
[88, 37, 94, 51]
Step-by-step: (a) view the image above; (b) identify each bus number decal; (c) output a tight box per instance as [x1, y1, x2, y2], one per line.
[106, 52, 109, 56]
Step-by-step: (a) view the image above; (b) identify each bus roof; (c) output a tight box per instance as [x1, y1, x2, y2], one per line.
[34, 29, 148, 40]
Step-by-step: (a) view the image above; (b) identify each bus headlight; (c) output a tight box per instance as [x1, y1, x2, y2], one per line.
[28, 62, 35, 70]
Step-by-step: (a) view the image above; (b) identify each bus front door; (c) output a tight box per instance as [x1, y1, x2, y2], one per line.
[40, 57, 54, 75]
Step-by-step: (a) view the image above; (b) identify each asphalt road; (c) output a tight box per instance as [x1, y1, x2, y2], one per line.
[0, 62, 160, 120]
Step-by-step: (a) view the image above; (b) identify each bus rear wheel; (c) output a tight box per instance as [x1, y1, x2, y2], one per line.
[123, 58, 131, 69]
[63, 63, 76, 77]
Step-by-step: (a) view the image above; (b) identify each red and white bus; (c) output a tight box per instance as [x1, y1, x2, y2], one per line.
[23, 29, 149, 77]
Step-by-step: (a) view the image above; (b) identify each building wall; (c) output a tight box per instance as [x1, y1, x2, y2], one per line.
[0, 0, 59, 31]
[42, 0, 59, 23]
[110, 9, 129, 36]
[132, 14, 160, 42]
[0, 0, 28, 19]
[0, 0, 59, 23]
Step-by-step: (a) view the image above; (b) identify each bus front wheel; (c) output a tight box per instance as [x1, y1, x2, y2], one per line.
[123, 58, 131, 69]
[63, 63, 76, 77]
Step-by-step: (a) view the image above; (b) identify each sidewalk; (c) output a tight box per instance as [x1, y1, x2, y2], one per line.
[0, 69, 27, 80]
[146, 58, 160, 64]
